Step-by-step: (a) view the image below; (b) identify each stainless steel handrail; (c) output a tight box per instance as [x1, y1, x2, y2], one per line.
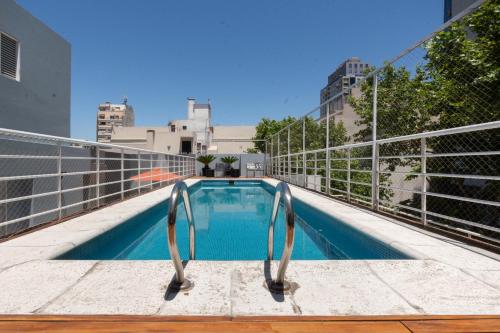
[166, 181, 196, 290]
[267, 181, 295, 291]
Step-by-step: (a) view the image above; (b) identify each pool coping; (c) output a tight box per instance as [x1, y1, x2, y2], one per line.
[0, 177, 499, 316]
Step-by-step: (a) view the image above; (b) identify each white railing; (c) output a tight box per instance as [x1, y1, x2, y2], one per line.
[267, 0, 499, 245]
[0, 128, 195, 238]
[269, 120, 500, 244]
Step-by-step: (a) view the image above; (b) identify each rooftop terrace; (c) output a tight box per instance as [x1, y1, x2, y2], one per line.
[0, 1, 499, 331]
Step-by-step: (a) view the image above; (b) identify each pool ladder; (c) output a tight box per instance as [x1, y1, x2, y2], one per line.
[166, 181, 195, 290]
[267, 181, 295, 292]
[166, 180, 295, 292]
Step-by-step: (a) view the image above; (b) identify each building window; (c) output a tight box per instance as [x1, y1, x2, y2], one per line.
[170, 125, 176, 132]
[182, 125, 187, 130]
[1, 33, 19, 80]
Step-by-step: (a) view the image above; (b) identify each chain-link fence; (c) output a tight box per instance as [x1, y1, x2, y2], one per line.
[0, 128, 195, 238]
[268, 0, 499, 245]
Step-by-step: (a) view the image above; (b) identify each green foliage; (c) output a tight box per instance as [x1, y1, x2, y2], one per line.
[253, 115, 349, 153]
[348, 0, 500, 232]
[220, 156, 239, 166]
[252, 116, 296, 152]
[196, 155, 216, 167]
[349, 66, 433, 142]
[261, 2, 499, 231]
[424, 0, 500, 129]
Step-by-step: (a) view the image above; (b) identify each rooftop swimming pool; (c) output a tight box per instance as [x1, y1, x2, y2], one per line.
[58, 180, 412, 260]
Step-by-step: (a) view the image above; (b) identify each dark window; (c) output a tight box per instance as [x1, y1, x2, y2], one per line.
[170, 125, 176, 132]
[182, 125, 187, 130]
[1, 33, 18, 79]
[181, 140, 192, 154]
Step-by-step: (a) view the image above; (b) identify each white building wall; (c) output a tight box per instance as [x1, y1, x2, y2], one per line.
[0, 0, 71, 137]
[0, 0, 72, 237]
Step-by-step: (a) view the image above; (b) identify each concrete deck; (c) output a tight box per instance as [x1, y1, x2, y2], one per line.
[0, 178, 499, 316]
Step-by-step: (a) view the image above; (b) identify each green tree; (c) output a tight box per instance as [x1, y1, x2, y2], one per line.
[252, 116, 296, 153]
[421, 0, 500, 233]
[349, 0, 499, 235]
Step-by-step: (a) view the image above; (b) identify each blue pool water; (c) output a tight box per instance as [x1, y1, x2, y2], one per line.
[58, 180, 411, 260]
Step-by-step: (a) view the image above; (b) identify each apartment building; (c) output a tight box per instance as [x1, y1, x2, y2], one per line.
[444, 0, 476, 22]
[110, 98, 256, 155]
[320, 57, 370, 141]
[320, 57, 370, 113]
[96, 99, 134, 143]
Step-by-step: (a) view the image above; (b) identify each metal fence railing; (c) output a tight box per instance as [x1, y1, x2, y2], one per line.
[267, 0, 500, 244]
[0, 128, 195, 238]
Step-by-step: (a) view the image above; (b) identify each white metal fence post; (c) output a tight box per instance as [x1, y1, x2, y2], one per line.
[270, 137, 273, 177]
[287, 127, 291, 182]
[326, 103, 330, 196]
[314, 151, 318, 191]
[120, 148, 124, 200]
[57, 144, 62, 219]
[302, 118, 306, 187]
[347, 148, 351, 203]
[371, 75, 379, 210]
[264, 140, 267, 176]
[421, 137, 427, 225]
[150, 153, 153, 189]
[277, 132, 280, 179]
[96, 146, 100, 207]
[137, 151, 141, 194]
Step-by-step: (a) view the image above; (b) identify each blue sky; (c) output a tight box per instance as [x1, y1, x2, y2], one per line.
[17, 0, 443, 140]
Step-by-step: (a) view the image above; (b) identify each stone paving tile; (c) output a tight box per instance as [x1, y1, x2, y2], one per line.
[230, 261, 298, 316]
[367, 260, 500, 315]
[0, 245, 75, 270]
[157, 261, 232, 316]
[42, 261, 171, 315]
[0, 260, 96, 314]
[287, 260, 418, 316]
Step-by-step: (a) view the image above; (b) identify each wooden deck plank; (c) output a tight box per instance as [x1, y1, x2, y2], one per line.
[403, 318, 500, 333]
[0, 314, 498, 322]
[0, 321, 410, 333]
[0, 315, 498, 333]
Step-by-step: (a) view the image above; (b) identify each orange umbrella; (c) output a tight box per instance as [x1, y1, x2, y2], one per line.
[130, 168, 181, 182]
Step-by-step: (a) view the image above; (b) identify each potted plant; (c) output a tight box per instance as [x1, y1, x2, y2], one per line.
[197, 155, 216, 177]
[220, 156, 239, 177]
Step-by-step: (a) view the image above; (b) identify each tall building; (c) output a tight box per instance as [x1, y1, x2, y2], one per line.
[96, 99, 134, 143]
[444, 0, 476, 22]
[0, 0, 71, 137]
[320, 57, 370, 114]
[319, 58, 370, 142]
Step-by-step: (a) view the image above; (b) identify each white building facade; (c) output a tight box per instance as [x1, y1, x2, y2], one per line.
[110, 98, 256, 155]
[167, 98, 212, 154]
